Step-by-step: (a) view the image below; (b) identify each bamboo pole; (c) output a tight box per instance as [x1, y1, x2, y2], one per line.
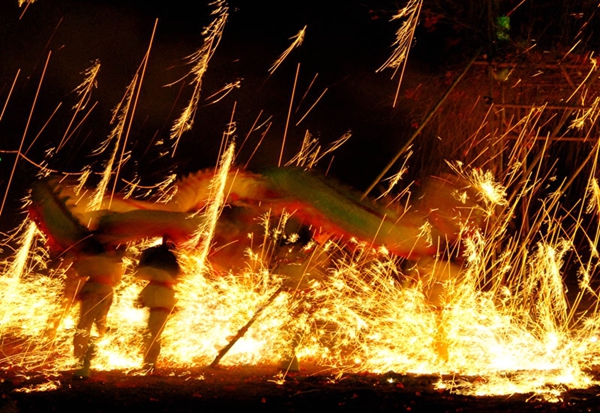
[209, 287, 284, 368]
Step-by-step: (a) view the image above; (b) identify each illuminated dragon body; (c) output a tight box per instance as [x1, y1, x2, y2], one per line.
[29, 166, 481, 269]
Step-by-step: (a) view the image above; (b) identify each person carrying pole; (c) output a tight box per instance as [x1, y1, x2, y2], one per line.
[72, 240, 125, 379]
[135, 238, 181, 374]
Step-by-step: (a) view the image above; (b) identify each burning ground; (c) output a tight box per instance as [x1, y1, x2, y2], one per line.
[4, 0, 600, 412]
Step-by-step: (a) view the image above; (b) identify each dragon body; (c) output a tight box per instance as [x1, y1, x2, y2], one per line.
[29, 167, 481, 268]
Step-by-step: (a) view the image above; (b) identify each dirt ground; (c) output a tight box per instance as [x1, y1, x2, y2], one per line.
[1, 364, 600, 413]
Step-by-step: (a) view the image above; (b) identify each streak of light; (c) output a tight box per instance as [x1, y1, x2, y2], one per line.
[237, 110, 264, 158]
[279, 63, 300, 167]
[218, 101, 237, 163]
[377, 0, 422, 107]
[295, 87, 328, 126]
[25, 103, 62, 155]
[269, 26, 307, 75]
[0, 51, 51, 217]
[111, 19, 159, 206]
[506, 0, 526, 16]
[53, 101, 99, 154]
[205, 79, 242, 106]
[244, 121, 271, 169]
[170, 1, 228, 155]
[295, 72, 319, 113]
[57, 60, 101, 151]
[567, 55, 597, 103]
[0, 69, 20, 122]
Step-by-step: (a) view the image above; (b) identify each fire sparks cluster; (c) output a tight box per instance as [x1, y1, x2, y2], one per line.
[2, 145, 600, 401]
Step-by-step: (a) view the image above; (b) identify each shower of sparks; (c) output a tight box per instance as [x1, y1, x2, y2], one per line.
[109, 19, 158, 202]
[377, 148, 413, 201]
[377, 0, 423, 107]
[18, 0, 37, 6]
[286, 129, 316, 168]
[295, 87, 329, 126]
[278, 62, 300, 167]
[205, 79, 242, 105]
[446, 161, 509, 222]
[89, 74, 137, 211]
[0, 220, 41, 336]
[582, 145, 600, 281]
[170, 0, 228, 155]
[57, 60, 101, 152]
[567, 55, 597, 103]
[0, 70, 20, 123]
[286, 130, 351, 170]
[4, 148, 600, 399]
[183, 142, 235, 271]
[6, 2, 600, 405]
[586, 178, 600, 216]
[468, 169, 508, 208]
[269, 26, 307, 75]
[70, 61, 100, 112]
[571, 96, 600, 130]
[0, 51, 51, 217]
[315, 130, 352, 166]
[152, 174, 179, 204]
